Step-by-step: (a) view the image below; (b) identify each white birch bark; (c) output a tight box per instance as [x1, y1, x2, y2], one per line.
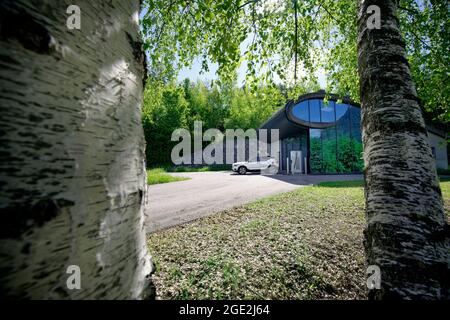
[358, 0, 449, 299]
[0, 0, 154, 299]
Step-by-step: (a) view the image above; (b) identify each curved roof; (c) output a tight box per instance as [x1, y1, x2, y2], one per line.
[260, 91, 360, 139]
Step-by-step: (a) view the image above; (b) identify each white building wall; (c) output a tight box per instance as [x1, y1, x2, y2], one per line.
[428, 132, 448, 169]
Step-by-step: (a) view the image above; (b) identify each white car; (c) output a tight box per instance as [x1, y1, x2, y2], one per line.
[232, 157, 278, 175]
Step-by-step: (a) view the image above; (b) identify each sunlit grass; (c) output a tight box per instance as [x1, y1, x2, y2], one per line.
[317, 180, 364, 188]
[148, 180, 450, 299]
[148, 182, 366, 299]
[147, 168, 190, 185]
[157, 164, 231, 172]
[147, 165, 231, 184]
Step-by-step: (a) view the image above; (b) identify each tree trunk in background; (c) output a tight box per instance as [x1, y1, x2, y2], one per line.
[358, 0, 449, 299]
[0, 0, 154, 299]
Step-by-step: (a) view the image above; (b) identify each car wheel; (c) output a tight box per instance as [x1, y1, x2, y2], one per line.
[238, 166, 247, 175]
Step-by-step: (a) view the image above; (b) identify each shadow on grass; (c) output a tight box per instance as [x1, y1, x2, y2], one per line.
[316, 180, 364, 188]
[317, 177, 450, 188]
[256, 173, 364, 186]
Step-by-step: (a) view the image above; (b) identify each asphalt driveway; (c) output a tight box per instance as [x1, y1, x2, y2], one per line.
[145, 171, 362, 233]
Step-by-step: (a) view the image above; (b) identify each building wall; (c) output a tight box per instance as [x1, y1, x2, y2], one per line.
[428, 132, 448, 169]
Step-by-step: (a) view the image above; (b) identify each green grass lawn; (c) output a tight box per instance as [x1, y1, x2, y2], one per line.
[148, 180, 450, 299]
[441, 180, 450, 216]
[147, 168, 190, 185]
[316, 180, 365, 188]
[146, 165, 230, 184]
[161, 164, 231, 173]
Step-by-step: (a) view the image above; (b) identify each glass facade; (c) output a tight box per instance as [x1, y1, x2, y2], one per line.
[292, 101, 309, 122]
[290, 99, 364, 174]
[309, 99, 321, 123]
[281, 134, 308, 171]
[336, 102, 353, 173]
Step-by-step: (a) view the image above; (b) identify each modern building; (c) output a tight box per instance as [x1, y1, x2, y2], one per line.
[261, 91, 448, 174]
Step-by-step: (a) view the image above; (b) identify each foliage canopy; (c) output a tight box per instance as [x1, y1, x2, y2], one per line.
[141, 0, 449, 122]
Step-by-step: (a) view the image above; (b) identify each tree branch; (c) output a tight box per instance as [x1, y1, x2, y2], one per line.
[156, 0, 177, 43]
[294, 0, 298, 83]
[320, 3, 338, 22]
[398, 5, 419, 15]
[409, 29, 431, 50]
[238, 0, 261, 10]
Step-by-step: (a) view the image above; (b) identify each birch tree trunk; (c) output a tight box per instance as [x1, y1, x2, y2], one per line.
[0, 0, 154, 299]
[358, 0, 449, 299]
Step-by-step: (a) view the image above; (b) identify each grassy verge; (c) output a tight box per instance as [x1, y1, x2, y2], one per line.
[149, 164, 231, 173]
[147, 168, 190, 185]
[146, 165, 230, 184]
[441, 181, 450, 217]
[148, 180, 450, 299]
[319, 177, 450, 187]
[316, 180, 364, 188]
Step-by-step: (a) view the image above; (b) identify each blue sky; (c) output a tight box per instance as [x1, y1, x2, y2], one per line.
[176, 35, 250, 86]
[177, 58, 248, 86]
[176, 50, 327, 88]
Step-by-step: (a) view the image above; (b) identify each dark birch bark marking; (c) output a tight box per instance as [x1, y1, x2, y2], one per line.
[358, 0, 449, 299]
[0, 0, 153, 299]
